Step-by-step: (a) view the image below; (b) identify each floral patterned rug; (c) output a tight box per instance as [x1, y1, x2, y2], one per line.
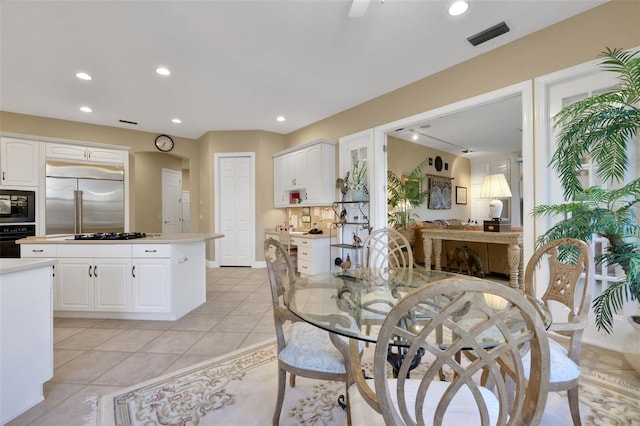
[94, 339, 640, 426]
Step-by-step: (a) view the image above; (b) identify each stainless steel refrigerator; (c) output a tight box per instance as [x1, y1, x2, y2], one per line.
[46, 161, 125, 234]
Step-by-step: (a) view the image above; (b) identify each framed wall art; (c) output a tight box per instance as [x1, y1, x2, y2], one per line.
[428, 175, 452, 210]
[301, 207, 311, 223]
[456, 186, 467, 205]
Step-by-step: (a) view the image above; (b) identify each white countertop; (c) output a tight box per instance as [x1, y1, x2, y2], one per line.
[0, 258, 58, 275]
[264, 228, 330, 239]
[16, 233, 225, 245]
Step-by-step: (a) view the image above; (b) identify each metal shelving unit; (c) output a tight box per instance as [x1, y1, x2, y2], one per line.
[329, 200, 369, 271]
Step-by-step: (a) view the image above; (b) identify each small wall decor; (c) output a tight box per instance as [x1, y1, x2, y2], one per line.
[428, 174, 452, 210]
[428, 157, 433, 166]
[301, 207, 311, 223]
[444, 162, 449, 171]
[434, 156, 443, 172]
[456, 186, 467, 205]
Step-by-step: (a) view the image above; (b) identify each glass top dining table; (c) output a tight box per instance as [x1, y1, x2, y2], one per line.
[284, 267, 552, 346]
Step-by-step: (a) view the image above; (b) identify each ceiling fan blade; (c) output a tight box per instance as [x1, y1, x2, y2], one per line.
[348, 0, 370, 18]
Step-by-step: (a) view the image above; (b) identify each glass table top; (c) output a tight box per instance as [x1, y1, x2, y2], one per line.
[285, 267, 551, 346]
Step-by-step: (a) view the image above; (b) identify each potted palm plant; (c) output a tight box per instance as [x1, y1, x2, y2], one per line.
[532, 48, 640, 339]
[387, 157, 430, 237]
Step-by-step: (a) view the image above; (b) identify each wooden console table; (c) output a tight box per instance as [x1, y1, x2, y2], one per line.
[421, 229, 524, 289]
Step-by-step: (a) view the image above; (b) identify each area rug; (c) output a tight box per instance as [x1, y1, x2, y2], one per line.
[93, 339, 640, 426]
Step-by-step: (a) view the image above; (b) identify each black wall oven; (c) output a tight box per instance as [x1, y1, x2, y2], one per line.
[0, 224, 36, 258]
[0, 189, 36, 258]
[0, 189, 36, 223]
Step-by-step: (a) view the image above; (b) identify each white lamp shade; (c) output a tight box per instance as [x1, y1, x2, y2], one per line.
[481, 174, 512, 220]
[481, 174, 512, 198]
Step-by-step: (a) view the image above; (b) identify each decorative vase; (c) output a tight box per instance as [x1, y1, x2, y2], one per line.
[623, 315, 640, 377]
[351, 189, 366, 202]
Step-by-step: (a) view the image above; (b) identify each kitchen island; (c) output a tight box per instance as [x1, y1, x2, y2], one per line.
[18, 233, 224, 321]
[1, 258, 56, 424]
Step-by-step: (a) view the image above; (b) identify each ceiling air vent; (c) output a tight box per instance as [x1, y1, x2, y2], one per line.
[467, 21, 510, 46]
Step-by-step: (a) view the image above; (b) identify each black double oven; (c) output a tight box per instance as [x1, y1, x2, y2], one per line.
[0, 189, 36, 258]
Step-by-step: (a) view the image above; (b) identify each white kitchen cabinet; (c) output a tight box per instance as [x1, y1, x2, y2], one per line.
[273, 234, 331, 276]
[303, 142, 335, 205]
[272, 139, 335, 207]
[20, 237, 209, 321]
[1, 260, 55, 424]
[273, 155, 287, 207]
[132, 245, 171, 313]
[57, 257, 131, 312]
[0, 137, 40, 187]
[46, 143, 125, 164]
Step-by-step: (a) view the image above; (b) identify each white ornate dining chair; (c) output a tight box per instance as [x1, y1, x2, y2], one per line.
[361, 227, 414, 271]
[523, 238, 594, 426]
[348, 277, 551, 426]
[264, 238, 349, 426]
[360, 228, 414, 339]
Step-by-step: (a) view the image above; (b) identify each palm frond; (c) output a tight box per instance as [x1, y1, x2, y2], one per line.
[551, 48, 640, 200]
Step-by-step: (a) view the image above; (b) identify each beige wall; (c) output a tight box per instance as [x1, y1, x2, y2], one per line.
[0, 111, 201, 232]
[387, 136, 471, 222]
[195, 130, 287, 260]
[284, 1, 640, 147]
[0, 1, 638, 263]
[134, 152, 183, 233]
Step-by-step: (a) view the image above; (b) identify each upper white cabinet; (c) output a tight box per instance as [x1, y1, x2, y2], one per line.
[273, 139, 336, 207]
[0, 137, 40, 187]
[46, 143, 125, 164]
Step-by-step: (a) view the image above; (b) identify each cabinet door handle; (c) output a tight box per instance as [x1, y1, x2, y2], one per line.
[145, 249, 157, 253]
[132, 265, 136, 278]
[93, 265, 97, 277]
[32, 249, 44, 253]
[1, 171, 4, 181]
[88, 265, 93, 277]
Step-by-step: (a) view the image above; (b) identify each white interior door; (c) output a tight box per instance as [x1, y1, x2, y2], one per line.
[181, 191, 191, 232]
[216, 154, 254, 267]
[162, 168, 182, 233]
[536, 56, 639, 351]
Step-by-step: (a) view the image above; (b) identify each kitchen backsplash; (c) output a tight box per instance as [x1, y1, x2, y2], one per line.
[284, 206, 336, 231]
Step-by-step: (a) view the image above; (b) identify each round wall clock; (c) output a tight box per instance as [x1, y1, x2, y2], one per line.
[154, 134, 174, 152]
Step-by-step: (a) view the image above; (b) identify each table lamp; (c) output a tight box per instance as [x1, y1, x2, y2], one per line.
[481, 174, 512, 221]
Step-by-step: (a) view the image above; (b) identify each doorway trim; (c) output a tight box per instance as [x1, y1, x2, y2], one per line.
[372, 81, 534, 261]
[213, 152, 256, 268]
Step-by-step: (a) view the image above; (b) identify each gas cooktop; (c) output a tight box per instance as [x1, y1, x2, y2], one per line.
[74, 232, 147, 240]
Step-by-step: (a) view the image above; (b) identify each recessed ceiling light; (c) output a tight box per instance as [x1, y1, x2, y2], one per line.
[448, 1, 469, 16]
[276, 116, 286, 122]
[76, 72, 92, 81]
[412, 134, 419, 141]
[171, 118, 182, 124]
[156, 67, 171, 76]
[80, 106, 92, 113]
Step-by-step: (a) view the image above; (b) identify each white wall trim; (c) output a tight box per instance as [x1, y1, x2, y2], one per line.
[373, 81, 534, 258]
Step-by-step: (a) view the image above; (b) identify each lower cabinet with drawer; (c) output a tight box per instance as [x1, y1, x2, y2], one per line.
[290, 236, 332, 276]
[20, 240, 206, 320]
[132, 245, 171, 313]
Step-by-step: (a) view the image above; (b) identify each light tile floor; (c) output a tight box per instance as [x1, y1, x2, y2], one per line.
[7, 267, 640, 425]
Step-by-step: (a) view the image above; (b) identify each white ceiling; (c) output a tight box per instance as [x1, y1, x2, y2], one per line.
[392, 94, 523, 157]
[0, 1, 604, 140]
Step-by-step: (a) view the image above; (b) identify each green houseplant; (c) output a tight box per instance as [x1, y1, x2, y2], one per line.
[348, 160, 368, 201]
[387, 157, 430, 231]
[533, 48, 640, 334]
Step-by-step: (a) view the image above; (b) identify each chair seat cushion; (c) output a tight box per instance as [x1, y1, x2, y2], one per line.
[349, 378, 499, 425]
[279, 322, 346, 374]
[523, 338, 579, 383]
